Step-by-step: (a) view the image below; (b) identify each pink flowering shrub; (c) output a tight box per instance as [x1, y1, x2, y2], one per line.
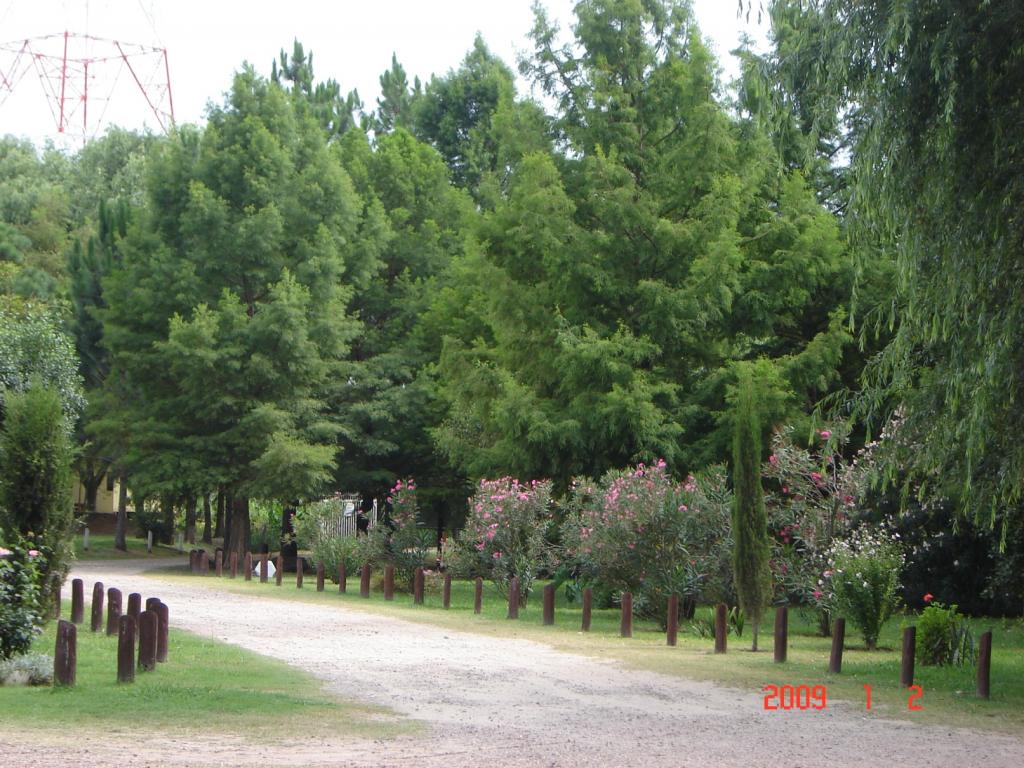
[562, 461, 733, 622]
[455, 477, 553, 604]
[374, 479, 436, 590]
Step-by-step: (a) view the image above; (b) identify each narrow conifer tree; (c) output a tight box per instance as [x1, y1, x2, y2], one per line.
[731, 367, 771, 651]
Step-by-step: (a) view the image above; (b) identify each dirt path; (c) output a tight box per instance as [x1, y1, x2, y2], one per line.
[3, 558, 1021, 767]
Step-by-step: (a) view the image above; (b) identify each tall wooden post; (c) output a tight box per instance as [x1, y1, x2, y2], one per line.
[828, 617, 846, 674]
[127, 592, 142, 621]
[666, 595, 679, 646]
[773, 605, 788, 663]
[900, 626, 916, 687]
[53, 619, 76, 686]
[259, 552, 268, 583]
[106, 587, 122, 636]
[542, 583, 555, 626]
[360, 564, 371, 598]
[244, 552, 252, 581]
[620, 592, 633, 638]
[508, 578, 520, 619]
[384, 566, 395, 600]
[155, 602, 169, 663]
[117, 615, 136, 683]
[977, 630, 992, 700]
[276, 555, 284, 586]
[473, 577, 483, 614]
[443, 573, 452, 609]
[71, 578, 84, 624]
[296, 558, 304, 589]
[338, 562, 347, 593]
[316, 562, 325, 592]
[714, 603, 727, 653]
[582, 587, 592, 632]
[413, 567, 425, 605]
[229, 551, 238, 579]
[138, 610, 158, 672]
[90, 582, 105, 632]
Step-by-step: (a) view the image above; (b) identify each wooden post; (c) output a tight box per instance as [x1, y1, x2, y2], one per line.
[773, 604, 788, 663]
[384, 566, 395, 600]
[508, 578, 520, 619]
[900, 626, 916, 688]
[117, 615, 136, 683]
[229, 551, 238, 579]
[53, 619, 76, 686]
[473, 577, 483, 614]
[413, 567, 425, 605]
[259, 552, 268, 583]
[666, 595, 679, 646]
[828, 617, 846, 674]
[145, 597, 160, 612]
[296, 557, 304, 589]
[106, 587, 122, 636]
[138, 610, 158, 672]
[542, 583, 555, 625]
[714, 603, 727, 654]
[71, 578, 84, 624]
[199, 549, 209, 575]
[316, 562, 325, 592]
[338, 562, 347, 593]
[443, 573, 452, 609]
[582, 587, 592, 632]
[215, 549, 223, 577]
[155, 602, 169, 663]
[276, 555, 284, 586]
[244, 552, 252, 581]
[360, 564, 371, 598]
[90, 581, 105, 632]
[977, 630, 992, 700]
[127, 592, 142, 621]
[620, 592, 633, 638]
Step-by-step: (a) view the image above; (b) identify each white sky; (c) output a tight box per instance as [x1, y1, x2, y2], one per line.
[0, 0, 769, 148]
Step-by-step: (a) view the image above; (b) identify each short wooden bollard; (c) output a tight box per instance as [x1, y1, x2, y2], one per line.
[259, 552, 268, 583]
[71, 578, 84, 624]
[338, 562, 347, 593]
[714, 603, 727, 654]
[977, 630, 992, 699]
[90, 581, 105, 632]
[413, 567, 425, 605]
[666, 595, 679, 646]
[127, 592, 142, 621]
[138, 610, 158, 672]
[155, 601, 169, 663]
[199, 549, 209, 575]
[443, 573, 452, 609]
[54, 619, 76, 686]
[145, 596, 160, 612]
[360, 564, 371, 598]
[276, 555, 284, 586]
[473, 577, 483, 614]
[296, 558, 304, 589]
[215, 549, 223, 577]
[383, 566, 395, 600]
[244, 552, 253, 581]
[620, 592, 633, 638]
[316, 562, 325, 592]
[106, 587, 122, 636]
[230, 551, 238, 579]
[117, 615, 136, 683]
[900, 626, 916, 687]
[828, 617, 846, 674]
[542, 583, 555, 626]
[507, 577, 520, 620]
[582, 587, 593, 632]
[774, 605, 788, 663]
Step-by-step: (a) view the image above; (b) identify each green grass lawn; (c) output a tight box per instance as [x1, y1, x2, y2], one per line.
[154, 564, 1024, 734]
[0, 603, 409, 741]
[73, 534, 184, 560]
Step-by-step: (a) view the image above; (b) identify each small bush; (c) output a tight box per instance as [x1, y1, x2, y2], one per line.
[292, 498, 373, 579]
[0, 652, 52, 686]
[916, 601, 975, 667]
[0, 539, 43, 660]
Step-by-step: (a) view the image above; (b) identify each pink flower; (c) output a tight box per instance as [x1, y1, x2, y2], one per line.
[27, 549, 40, 558]
[768, 454, 777, 465]
[813, 589, 823, 600]
[0, 547, 11, 557]
[819, 429, 832, 439]
[923, 593, 934, 603]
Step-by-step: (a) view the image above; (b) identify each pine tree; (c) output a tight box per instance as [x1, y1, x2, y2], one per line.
[731, 365, 771, 651]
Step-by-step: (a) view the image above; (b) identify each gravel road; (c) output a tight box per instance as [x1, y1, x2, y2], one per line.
[2, 558, 1021, 767]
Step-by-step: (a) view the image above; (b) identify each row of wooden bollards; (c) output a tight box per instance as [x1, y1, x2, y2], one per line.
[53, 577, 169, 687]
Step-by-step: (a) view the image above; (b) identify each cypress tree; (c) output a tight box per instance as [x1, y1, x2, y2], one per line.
[731, 367, 771, 651]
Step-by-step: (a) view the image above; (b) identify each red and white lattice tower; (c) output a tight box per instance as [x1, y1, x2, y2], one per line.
[0, 30, 174, 142]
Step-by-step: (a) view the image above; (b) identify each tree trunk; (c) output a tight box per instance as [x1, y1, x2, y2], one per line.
[752, 624, 760, 652]
[184, 494, 197, 545]
[225, 495, 250, 562]
[160, 495, 174, 544]
[214, 489, 225, 539]
[202, 494, 212, 543]
[114, 472, 128, 551]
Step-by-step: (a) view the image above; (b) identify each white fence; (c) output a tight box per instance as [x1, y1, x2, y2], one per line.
[314, 495, 378, 538]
